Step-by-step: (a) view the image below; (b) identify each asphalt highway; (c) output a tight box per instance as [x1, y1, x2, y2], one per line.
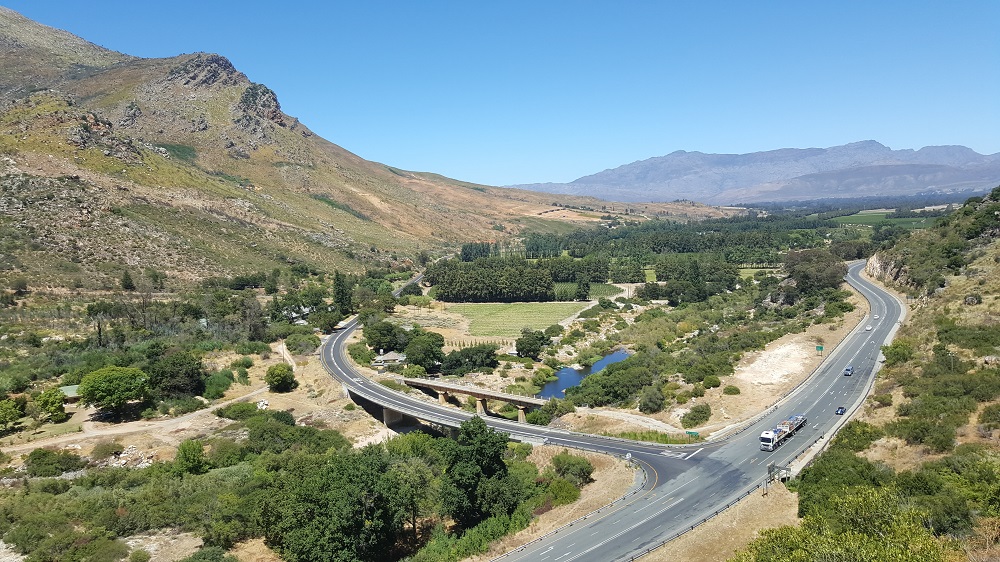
[319, 260, 903, 561]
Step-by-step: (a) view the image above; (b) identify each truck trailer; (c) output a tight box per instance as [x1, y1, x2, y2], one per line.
[759, 414, 807, 451]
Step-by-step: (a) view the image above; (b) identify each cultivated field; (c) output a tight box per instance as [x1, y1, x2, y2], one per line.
[830, 212, 934, 229]
[552, 282, 623, 298]
[446, 302, 590, 337]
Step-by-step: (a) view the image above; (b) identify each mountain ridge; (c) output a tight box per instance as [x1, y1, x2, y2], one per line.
[511, 140, 1000, 205]
[0, 8, 731, 289]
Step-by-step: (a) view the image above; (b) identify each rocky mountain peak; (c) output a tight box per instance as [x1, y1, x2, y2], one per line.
[166, 53, 245, 88]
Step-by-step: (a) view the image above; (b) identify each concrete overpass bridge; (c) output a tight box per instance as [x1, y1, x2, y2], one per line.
[401, 377, 547, 422]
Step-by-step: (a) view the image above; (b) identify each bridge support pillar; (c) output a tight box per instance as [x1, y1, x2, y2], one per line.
[476, 398, 486, 416]
[382, 407, 402, 426]
[438, 391, 449, 405]
[517, 405, 527, 423]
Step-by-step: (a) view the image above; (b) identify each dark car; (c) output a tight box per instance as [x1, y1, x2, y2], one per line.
[835, 406, 847, 415]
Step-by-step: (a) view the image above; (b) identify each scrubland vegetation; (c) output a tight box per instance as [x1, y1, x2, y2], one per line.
[731, 186, 1000, 561]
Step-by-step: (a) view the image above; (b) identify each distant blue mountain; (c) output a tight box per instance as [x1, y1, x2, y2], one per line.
[510, 141, 1000, 205]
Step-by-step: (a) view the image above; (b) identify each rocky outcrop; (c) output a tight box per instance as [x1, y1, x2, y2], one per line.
[866, 251, 909, 287]
[166, 53, 245, 88]
[66, 112, 143, 164]
[118, 101, 141, 128]
[237, 83, 284, 126]
[232, 83, 286, 147]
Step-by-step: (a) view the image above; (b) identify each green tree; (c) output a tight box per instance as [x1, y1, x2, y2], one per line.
[439, 416, 511, 528]
[120, 270, 136, 291]
[265, 363, 297, 393]
[284, 332, 320, 355]
[34, 388, 68, 423]
[174, 439, 209, 475]
[515, 328, 550, 359]
[11, 277, 28, 295]
[332, 270, 354, 315]
[149, 352, 205, 398]
[574, 273, 591, 301]
[78, 366, 151, 415]
[388, 457, 435, 542]
[551, 450, 594, 487]
[260, 447, 398, 562]
[638, 385, 665, 414]
[0, 399, 21, 430]
[403, 332, 445, 371]
[24, 448, 86, 477]
[881, 340, 914, 367]
[441, 344, 499, 376]
[308, 309, 344, 334]
[730, 487, 943, 562]
[783, 249, 847, 297]
[364, 320, 408, 353]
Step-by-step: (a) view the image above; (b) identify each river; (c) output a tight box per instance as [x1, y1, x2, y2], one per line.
[538, 349, 630, 399]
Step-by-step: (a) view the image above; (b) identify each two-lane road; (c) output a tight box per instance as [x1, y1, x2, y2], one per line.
[320, 260, 903, 560]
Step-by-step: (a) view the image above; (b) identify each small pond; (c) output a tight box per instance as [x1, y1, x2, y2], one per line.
[538, 349, 630, 399]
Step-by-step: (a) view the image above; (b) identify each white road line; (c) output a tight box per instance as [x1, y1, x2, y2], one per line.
[563, 497, 686, 562]
[685, 447, 704, 460]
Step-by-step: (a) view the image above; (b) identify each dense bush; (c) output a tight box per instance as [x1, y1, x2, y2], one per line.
[722, 385, 741, 395]
[551, 450, 594, 487]
[264, 364, 297, 393]
[832, 420, 884, 452]
[638, 385, 665, 413]
[348, 342, 375, 364]
[230, 356, 253, 369]
[203, 370, 235, 400]
[235, 341, 270, 356]
[681, 404, 711, 428]
[25, 448, 86, 477]
[285, 333, 320, 355]
[214, 401, 260, 420]
[979, 404, 1000, 429]
[525, 399, 575, 426]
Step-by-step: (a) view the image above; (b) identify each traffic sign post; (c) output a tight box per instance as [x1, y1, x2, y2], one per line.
[816, 345, 824, 356]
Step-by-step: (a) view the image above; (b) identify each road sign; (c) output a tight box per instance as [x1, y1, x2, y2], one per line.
[686, 431, 699, 437]
[816, 345, 824, 356]
[625, 452, 631, 460]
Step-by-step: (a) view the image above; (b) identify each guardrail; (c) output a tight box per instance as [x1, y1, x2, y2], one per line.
[490, 457, 650, 561]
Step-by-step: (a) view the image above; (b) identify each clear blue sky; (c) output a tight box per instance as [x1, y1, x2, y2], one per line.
[4, 1, 999, 186]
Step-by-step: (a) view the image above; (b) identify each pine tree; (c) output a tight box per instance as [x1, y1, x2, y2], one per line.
[120, 271, 135, 291]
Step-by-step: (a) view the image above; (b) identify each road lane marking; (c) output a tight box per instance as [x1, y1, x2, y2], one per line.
[563, 497, 686, 561]
[685, 447, 704, 460]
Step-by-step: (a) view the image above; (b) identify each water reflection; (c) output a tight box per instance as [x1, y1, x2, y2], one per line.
[538, 349, 630, 399]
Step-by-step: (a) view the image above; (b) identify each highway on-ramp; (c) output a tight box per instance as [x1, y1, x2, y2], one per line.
[319, 261, 903, 561]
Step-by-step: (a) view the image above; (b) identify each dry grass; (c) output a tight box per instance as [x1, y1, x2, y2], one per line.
[642, 483, 800, 562]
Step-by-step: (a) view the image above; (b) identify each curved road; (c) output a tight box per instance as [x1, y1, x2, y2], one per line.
[320, 261, 903, 561]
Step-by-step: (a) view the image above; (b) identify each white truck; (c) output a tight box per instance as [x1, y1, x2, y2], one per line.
[759, 414, 807, 451]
